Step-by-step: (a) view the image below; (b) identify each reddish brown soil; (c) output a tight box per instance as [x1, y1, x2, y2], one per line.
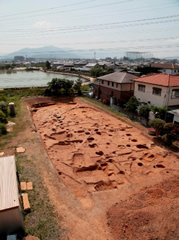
[26, 97, 179, 240]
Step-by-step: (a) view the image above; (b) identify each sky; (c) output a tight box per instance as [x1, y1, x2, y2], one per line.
[0, 0, 179, 59]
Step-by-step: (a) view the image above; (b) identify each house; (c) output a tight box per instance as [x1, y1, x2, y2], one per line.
[151, 63, 179, 75]
[133, 73, 179, 108]
[85, 62, 99, 70]
[93, 71, 135, 104]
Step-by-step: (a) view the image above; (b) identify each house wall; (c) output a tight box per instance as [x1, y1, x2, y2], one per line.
[99, 79, 134, 91]
[161, 69, 179, 75]
[134, 82, 179, 107]
[93, 83, 133, 104]
[168, 86, 179, 106]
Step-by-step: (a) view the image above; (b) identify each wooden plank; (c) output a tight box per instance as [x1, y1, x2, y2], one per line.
[20, 182, 27, 191]
[22, 193, 31, 212]
[26, 182, 33, 190]
[0, 155, 19, 211]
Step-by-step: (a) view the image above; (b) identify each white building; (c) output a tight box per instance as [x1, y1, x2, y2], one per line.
[133, 73, 179, 108]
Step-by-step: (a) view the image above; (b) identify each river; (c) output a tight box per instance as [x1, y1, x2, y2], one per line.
[0, 70, 85, 88]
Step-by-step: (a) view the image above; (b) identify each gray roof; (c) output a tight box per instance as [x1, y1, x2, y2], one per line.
[97, 72, 136, 84]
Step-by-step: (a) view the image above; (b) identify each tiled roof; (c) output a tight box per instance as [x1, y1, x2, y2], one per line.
[97, 72, 136, 84]
[151, 63, 179, 69]
[133, 73, 179, 87]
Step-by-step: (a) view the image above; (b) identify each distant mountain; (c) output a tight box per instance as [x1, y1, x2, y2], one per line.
[0, 46, 125, 60]
[164, 56, 179, 60]
[1, 46, 81, 60]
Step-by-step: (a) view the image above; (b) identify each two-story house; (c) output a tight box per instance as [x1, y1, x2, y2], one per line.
[133, 73, 179, 108]
[93, 71, 135, 104]
[151, 63, 179, 75]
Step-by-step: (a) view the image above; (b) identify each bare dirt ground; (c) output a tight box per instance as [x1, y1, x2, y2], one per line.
[25, 96, 179, 240]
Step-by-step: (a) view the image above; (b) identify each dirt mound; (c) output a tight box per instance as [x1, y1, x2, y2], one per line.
[107, 177, 179, 240]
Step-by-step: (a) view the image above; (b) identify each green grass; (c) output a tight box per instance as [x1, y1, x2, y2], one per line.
[16, 154, 62, 240]
[81, 96, 127, 118]
[0, 90, 64, 240]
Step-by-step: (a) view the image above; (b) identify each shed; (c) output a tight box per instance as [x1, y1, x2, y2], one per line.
[0, 155, 24, 237]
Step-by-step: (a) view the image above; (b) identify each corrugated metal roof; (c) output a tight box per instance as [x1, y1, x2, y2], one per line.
[97, 72, 136, 84]
[0, 155, 19, 211]
[133, 73, 179, 87]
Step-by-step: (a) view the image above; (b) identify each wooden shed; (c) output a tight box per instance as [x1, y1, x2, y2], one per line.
[0, 155, 24, 237]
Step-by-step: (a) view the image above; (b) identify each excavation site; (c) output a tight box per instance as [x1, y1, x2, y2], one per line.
[26, 96, 179, 240]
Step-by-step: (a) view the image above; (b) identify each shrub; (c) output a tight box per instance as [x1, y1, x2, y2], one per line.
[163, 123, 174, 133]
[161, 133, 176, 146]
[0, 123, 7, 135]
[138, 105, 151, 119]
[151, 106, 167, 120]
[158, 107, 167, 120]
[125, 96, 139, 113]
[0, 94, 7, 102]
[172, 140, 179, 149]
[149, 118, 165, 136]
[0, 101, 8, 115]
[0, 110, 7, 123]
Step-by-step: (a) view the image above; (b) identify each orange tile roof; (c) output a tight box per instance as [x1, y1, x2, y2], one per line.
[133, 73, 179, 87]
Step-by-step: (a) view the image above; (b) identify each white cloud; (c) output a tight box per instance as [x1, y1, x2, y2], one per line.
[33, 21, 52, 29]
[166, 38, 179, 43]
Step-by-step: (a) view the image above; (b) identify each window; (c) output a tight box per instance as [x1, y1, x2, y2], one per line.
[172, 89, 179, 98]
[102, 80, 104, 84]
[116, 83, 118, 88]
[112, 82, 114, 87]
[153, 87, 162, 96]
[108, 81, 110, 86]
[138, 84, 145, 92]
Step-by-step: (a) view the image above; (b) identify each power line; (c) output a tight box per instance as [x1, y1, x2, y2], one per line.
[0, 0, 134, 21]
[1, 14, 179, 32]
[0, 0, 99, 18]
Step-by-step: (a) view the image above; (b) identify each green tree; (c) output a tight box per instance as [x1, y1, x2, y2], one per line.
[0, 123, 7, 135]
[138, 105, 151, 119]
[0, 101, 8, 116]
[74, 77, 82, 95]
[48, 78, 73, 96]
[90, 68, 104, 77]
[125, 96, 139, 113]
[0, 110, 7, 123]
[149, 118, 165, 136]
[45, 61, 51, 70]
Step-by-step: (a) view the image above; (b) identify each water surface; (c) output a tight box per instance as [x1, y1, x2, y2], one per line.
[0, 71, 84, 88]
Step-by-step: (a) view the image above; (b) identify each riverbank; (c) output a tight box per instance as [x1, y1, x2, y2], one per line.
[45, 70, 95, 83]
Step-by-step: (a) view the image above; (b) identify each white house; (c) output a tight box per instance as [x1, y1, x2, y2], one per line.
[151, 63, 179, 76]
[133, 73, 179, 108]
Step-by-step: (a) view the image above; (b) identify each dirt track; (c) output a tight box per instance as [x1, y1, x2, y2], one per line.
[26, 97, 179, 240]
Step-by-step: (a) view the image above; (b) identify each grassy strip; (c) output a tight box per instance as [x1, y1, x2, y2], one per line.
[16, 154, 62, 240]
[81, 96, 128, 119]
[0, 91, 64, 239]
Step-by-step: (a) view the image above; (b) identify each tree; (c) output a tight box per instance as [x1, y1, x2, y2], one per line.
[0, 101, 8, 116]
[138, 105, 151, 119]
[90, 68, 104, 77]
[74, 77, 82, 95]
[47, 78, 73, 96]
[125, 96, 139, 113]
[149, 118, 165, 137]
[0, 110, 7, 123]
[45, 61, 51, 70]
[0, 123, 7, 135]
